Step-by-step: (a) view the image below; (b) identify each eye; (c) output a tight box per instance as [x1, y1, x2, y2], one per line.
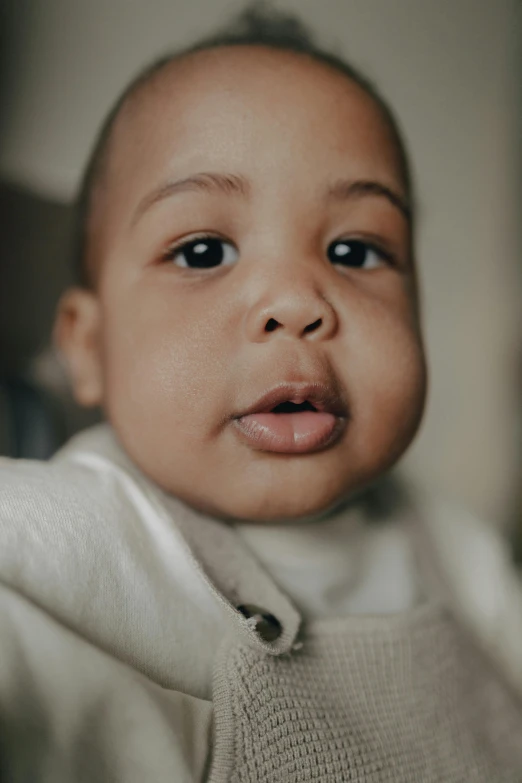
[327, 239, 388, 270]
[166, 235, 239, 269]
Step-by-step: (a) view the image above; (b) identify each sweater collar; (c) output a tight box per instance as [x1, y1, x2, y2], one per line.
[55, 423, 302, 656]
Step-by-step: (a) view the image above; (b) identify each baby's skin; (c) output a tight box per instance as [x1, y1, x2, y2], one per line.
[54, 45, 427, 524]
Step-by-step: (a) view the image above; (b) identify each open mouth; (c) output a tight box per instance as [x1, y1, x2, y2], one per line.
[233, 396, 346, 454]
[271, 400, 317, 413]
[232, 380, 348, 453]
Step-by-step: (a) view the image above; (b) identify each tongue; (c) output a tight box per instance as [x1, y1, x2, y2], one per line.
[234, 410, 339, 453]
[261, 411, 326, 437]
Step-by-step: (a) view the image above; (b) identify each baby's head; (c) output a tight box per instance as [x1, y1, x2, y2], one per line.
[54, 5, 427, 524]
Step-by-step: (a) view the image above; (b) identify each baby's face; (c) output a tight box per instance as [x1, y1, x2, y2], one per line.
[62, 46, 426, 523]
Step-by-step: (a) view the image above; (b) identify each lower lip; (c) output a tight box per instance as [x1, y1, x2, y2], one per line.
[232, 411, 346, 453]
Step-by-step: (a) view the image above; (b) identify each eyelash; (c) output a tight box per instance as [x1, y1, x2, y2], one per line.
[161, 232, 398, 269]
[162, 232, 230, 263]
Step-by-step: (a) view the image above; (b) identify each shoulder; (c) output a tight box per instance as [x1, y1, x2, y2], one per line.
[0, 423, 139, 530]
[410, 487, 516, 579]
[0, 424, 167, 607]
[0, 450, 106, 517]
[0, 423, 153, 542]
[0, 449, 109, 531]
[0, 446, 135, 591]
[404, 484, 520, 610]
[407, 484, 522, 697]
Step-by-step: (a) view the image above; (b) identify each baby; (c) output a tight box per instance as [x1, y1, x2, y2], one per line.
[1, 5, 522, 782]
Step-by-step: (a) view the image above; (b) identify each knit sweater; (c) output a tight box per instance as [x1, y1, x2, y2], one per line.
[211, 604, 522, 782]
[0, 424, 521, 781]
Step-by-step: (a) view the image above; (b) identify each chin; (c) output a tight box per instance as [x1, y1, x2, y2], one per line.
[206, 477, 354, 525]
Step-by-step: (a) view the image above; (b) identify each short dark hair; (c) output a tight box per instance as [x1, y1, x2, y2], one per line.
[73, 1, 413, 288]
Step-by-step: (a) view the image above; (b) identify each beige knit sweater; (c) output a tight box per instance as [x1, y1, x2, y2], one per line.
[0, 424, 521, 781]
[210, 604, 522, 781]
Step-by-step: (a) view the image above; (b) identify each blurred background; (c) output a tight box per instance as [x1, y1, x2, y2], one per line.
[0, 0, 520, 537]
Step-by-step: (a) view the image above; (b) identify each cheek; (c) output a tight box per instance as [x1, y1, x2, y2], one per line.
[343, 293, 426, 456]
[99, 287, 228, 433]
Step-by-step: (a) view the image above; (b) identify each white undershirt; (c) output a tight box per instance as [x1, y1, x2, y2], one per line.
[234, 503, 426, 619]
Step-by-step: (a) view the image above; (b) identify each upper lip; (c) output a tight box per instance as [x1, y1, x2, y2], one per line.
[235, 381, 348, 418]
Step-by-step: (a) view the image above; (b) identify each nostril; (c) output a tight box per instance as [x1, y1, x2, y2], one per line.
[303, 318, 322, 334]
[265, 318, 279, 332]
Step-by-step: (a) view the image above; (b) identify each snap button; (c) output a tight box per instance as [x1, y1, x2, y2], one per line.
[237, 603, 283, 642]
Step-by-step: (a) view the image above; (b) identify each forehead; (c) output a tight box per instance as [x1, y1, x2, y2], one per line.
[96, 46, 405, 250]
[114, 47, 401, 175]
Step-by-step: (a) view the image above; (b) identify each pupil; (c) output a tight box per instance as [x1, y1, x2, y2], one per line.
[328, 240, 366, 267]
[185, 238, 223, 268]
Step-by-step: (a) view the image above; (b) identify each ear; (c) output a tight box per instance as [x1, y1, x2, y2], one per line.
[53, 287, 103, 407]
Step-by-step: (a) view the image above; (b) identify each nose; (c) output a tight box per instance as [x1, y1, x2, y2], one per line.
[244, 283, 339, 343]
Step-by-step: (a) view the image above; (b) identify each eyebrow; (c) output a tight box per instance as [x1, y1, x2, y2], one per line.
[326, 178, 411, 222]
[131, 172, 249, 226]
[131, 171, 410, 227]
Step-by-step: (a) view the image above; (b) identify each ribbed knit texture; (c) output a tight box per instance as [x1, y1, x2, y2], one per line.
[209, 603, 522, 782]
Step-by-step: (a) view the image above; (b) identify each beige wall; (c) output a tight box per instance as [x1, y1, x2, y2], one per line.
[0, 0, 520, 523]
